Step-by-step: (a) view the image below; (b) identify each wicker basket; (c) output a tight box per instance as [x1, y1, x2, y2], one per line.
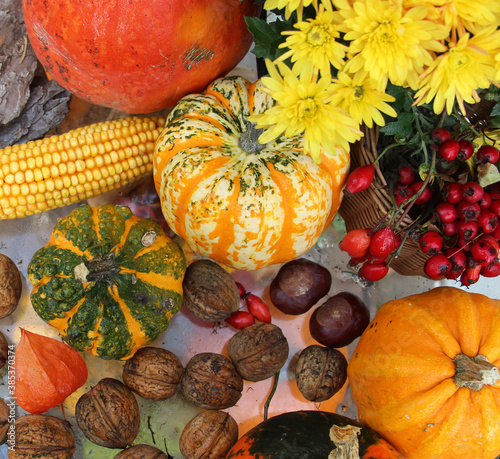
[338, 125, 430, 277]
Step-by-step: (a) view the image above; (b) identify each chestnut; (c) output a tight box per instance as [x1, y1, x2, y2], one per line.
[269, 259, 332, 315]
[309, 292, 370, 348]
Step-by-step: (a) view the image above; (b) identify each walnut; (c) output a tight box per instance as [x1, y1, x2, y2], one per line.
[295, 345, 348, 402]
[8, 414, 75, 458]
[123, 347, 184, 401]
[75, 378, 140, 449]
[227, 323, 289, 381]
[0, 253, 22, 319]
[0, 331, 8, 369]
[179, 410, 238, 459]
[180, 353, 243, 410]
[114, 444, 169, 458]
[0, 399, 8, 444]
[182, 259, 240, 322]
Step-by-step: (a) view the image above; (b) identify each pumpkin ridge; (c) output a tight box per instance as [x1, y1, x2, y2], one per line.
[48, 296, 87, 333]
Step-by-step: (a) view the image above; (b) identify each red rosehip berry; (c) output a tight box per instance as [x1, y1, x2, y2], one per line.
[481, 259, 500, 278]
[470, 240, 497, 266]
[456, 238, 472, 252]
[457, 220, 478, 241]
[479, 234, 500, 256]
[393, 184, 414, 207]
[457, 201, 481, 221]
[369, 226, 397, 259]
[245, 293, 272, 323]
[235, 281, 246, 298]
[345, 164, 375, 194]
[443, 182, 463, 204]
[489, 199, 500, 217]
[442, 221, 458, 236]
[461, 265, 481, 286]
[419, 231, 443, 255]
[438, 139, 460, 161]
[410, 181, 433, 205]
[457, 140, 474, 161]
[476, 145, 500, 165]
[424, 254, 451, 279]
[226, 311, 255, 329]
[477, 210, 498, 233]
[445, 248, 466, 278]
[462, 182, 485, 203]
[398, 165, 418, 185]
[359, 261, 389, 282]
[435, 202, 457, 223]
[478, 192, 492, 209]
[339, 228, 372, 258]
[430, 128, 451, 144]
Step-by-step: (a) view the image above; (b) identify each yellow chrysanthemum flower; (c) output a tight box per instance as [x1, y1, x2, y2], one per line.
[437, 0, 500, 34]
[414, 28, 498, 115]
[264, 0, 312, 21]
[249, 59, 362, 162]
[333, 0, 449, 90]
[330, 71, 397, 128]
[264, 0, 334, 21]
[279, 8, 348, 76]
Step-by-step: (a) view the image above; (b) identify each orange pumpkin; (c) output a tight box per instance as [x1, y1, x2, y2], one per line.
[154, 76, 350, 270]
[22, 0, 261, 113]
[348, 286, 500, 459]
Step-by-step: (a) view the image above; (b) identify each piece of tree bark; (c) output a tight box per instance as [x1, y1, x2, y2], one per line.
[0, 76, 72, 147]
[0, 0, 39, 125]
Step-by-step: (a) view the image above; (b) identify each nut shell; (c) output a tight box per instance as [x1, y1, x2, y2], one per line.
[180, 353, 243, 410]
[182, 259, 240, 322]
[295, 345, 348, 402]
[227, 323, 289, 381]
[114, 444, 169, 458]
[0, 253, 22, 319]
[0, 331, 8, 370]
[8, 414, 75, 459]
[0, 399, 8, 444]
[75, 378, 140, 449]
[123, 347, 184, 401]
[179, 410, 238, 459]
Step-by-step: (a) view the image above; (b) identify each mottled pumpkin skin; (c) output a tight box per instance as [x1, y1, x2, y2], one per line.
[154, 76, 350, 271]
[28, 205, 186, 360]
[348, 287, 500, 459]
[22, 0, 261, 113]
[226, 410, 403, 458]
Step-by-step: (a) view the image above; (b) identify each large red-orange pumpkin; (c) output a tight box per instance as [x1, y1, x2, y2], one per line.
[22, 0, 261, 113]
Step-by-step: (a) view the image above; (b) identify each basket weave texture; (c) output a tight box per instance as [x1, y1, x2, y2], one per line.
[338, 126, 430, 277]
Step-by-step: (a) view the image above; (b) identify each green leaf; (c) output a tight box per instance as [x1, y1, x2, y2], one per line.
[245, 16, 293, 62]
[380, 112, 415, 140]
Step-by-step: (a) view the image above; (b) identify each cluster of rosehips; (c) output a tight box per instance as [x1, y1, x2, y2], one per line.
[341, 127, 500, 285]
[418, 130, 500, 285]
[225, 282, 272, 329]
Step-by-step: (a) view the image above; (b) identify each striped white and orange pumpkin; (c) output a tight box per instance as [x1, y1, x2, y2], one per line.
[153, 76, 350, 271]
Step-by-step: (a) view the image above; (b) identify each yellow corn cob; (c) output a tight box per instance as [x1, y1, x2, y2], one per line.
[0, 116, 166, 220]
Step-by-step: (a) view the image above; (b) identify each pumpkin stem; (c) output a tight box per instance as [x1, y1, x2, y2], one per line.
[453, 353, 500, 391]
[329, 424, 362, 459]
[74, 252, 120, 285]
[239, 119, 266, 154]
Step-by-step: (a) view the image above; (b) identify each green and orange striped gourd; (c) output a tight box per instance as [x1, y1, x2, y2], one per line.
[154, 76, 350, 271]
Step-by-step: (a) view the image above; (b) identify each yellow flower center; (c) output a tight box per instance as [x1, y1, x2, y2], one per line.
[298, 98, 318, 119]
[374, 21, 400, 43]
[448, 49, 469, 70]
[354, 86, 364, 99]
[307, 25, 331, 47]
